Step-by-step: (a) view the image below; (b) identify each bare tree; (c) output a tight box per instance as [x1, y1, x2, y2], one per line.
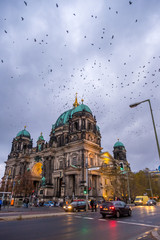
[13, 170, 34, 197]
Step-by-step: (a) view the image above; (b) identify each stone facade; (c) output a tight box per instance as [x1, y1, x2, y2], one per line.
[3, 97, 104, 201]
[2, 97, 130, 201]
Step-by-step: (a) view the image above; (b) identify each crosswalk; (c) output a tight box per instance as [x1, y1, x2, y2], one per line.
[67, 213, 160, 229]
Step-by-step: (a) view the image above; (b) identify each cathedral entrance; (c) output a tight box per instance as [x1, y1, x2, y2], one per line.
[67, 174, 76, 198]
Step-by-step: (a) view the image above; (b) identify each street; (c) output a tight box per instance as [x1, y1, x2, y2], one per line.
[0, 205, 160, 240]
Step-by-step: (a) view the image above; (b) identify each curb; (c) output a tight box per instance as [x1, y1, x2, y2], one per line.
[0, 212, 74, 222]
[151, 228, 160, 240]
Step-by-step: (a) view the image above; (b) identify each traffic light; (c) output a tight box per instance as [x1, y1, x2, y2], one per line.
[84, 186, 87, 194]
[120, 162, 124, 170]
[88, 187, 91, 192]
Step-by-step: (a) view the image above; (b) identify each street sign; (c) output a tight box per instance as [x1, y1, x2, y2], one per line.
[88, 167, 100, 171]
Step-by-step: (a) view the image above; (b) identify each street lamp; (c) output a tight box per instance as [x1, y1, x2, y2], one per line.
[129, 99, 160, 161]
[85, 157, 89, 211]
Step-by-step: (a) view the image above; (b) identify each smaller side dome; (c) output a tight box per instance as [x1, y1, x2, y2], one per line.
[16, 127, 31, 138]
[114, 140, 124, 148]
[38, 132, 44, 141]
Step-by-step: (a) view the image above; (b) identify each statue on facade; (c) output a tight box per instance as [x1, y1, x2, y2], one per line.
[41, 176, 46, 186]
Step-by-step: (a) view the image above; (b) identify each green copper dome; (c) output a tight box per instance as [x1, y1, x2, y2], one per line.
[72, 103, 92, 115]
[55, 108, 73, 128]
[16, 128, 31, 138]
[55, 103, 92, 128]
[38, 133, 44, 141]
[114, 141, 124, 148]
[39, 136, 44, 141]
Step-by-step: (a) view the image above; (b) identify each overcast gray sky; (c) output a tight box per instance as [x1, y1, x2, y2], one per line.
[1, 0, 160, 179]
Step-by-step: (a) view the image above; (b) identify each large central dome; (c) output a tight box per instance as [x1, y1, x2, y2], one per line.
[55, 103, 92, 128]
[54, 95, 92, 129]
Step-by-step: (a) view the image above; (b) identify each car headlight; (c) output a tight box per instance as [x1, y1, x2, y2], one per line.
[139, 200, 142, 202]
[63, 206, 66, 209]
[68, 206, 72, 209]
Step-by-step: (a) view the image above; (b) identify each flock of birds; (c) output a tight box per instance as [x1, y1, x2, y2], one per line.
[0, 0, 160, 170]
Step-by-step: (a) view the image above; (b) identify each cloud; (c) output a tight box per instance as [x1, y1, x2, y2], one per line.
[1, 0, 160, 178]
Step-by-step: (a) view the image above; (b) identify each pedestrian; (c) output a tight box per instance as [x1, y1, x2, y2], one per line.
[6, 199, 10, 210]
[26, 198, 29, 208]
[37, 198, 39, 207]
[90, 199, 94, 212]
[94, 200, 97, 212]
[0, 200, 1, 210]
[3, 199, 7, 209]
[23, 198, 26, 208]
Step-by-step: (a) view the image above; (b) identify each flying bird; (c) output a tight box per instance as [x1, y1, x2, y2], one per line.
[56, 3, 58, 7]
[24, 1, 27, 6]
[129, 1, 132, 4]
[4, 30, 7, 33]
[21, 17, 24, 21]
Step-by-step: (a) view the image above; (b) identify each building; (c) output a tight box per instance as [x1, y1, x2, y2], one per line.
[2, 95, 130, 202]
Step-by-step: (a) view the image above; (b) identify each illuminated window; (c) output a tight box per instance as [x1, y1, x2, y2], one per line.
[90, 158, 93, 166]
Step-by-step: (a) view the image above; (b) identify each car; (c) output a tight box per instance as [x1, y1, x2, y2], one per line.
[100, 201, 132, 218]
[43, 201, 54, 207]
[147, 199, 156, 206]
[134, 196, 149, 206]
[63, 201, 87, 212]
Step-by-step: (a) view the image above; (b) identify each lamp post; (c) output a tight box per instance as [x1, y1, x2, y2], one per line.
[129, 99, 160, 161]
[148, 171, 153, 198]
[85, 157, 88, 211]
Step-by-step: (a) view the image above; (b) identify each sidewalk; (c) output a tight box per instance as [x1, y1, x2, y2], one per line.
[137, 228, 160, 240]
[0, 206, 73, 221]
[0, 211, 74, 221]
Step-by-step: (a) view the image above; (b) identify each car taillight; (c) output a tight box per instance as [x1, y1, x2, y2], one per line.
[100, 206, 103, 209]
[109, 206, 115, 210]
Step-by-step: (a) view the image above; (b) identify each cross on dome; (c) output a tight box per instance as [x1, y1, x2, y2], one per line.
[73, 93, 79, 108]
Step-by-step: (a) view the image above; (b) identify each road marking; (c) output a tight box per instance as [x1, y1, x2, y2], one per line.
[117, 221, 160, 228]
[83, 217, 94, 220]
[74, 216, 82, 218]
[98, 219, 106, 221]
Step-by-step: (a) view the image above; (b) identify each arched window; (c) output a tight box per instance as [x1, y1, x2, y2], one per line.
[72, 157, 77, 166]
[74, 122, 79, 131]
[90, 158, 93, 166]
[57, 137, 61, 147]
[59, 161, 63, 169]
[82, 119, 85, 129]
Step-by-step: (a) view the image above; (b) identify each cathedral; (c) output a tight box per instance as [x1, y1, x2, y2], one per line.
[2, 95, 129, 202]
